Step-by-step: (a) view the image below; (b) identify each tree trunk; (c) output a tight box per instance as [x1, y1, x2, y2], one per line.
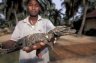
[78, 0, 88, 36]
[4, 0, 6, 19]
[14, 10, 18, 24]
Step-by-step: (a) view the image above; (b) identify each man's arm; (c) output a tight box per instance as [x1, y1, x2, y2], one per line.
[2, 40, 16, 49]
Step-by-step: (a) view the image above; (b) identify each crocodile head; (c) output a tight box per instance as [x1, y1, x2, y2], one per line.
[48, 26, 76, 37]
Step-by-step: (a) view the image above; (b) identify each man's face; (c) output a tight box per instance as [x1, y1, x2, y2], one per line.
[27, 0, 41, 17]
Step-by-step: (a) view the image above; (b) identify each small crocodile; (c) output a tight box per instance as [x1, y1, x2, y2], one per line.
[0, 26, 75, 54]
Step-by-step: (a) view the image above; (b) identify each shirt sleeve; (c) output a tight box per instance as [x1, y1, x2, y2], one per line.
[11, 24, 21, 41]
[46, 20, 55, 32]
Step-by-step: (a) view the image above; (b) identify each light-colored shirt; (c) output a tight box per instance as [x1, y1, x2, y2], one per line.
[10, 15, 55, 63]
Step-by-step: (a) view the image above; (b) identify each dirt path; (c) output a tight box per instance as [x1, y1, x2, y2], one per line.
[50, 42, 96, 63]
[49, 35, 96, 63]
[0, 34, 11, 42]
[57, 35, 96, 45]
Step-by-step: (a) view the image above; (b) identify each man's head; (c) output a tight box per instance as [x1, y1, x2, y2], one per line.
[26, 0, 42, 17]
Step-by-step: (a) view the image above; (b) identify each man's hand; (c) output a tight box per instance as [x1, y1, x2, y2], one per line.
[23, 42, 45, 53]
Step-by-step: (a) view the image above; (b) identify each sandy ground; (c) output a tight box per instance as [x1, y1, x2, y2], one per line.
[57, 35, 96, 45]
[50, 42, 96, 63]
[49, 35, 96, 63]
[50, 55, 96, 63]
[0, 34, 11, 42]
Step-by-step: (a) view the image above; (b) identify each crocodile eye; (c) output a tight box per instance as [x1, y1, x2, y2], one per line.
[45, 35, 49, 39]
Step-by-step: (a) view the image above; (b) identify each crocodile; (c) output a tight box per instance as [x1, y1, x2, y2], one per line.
[0, 26, 75, 54]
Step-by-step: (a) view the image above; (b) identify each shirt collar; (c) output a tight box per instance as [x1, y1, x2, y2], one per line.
[23, 15, 42, 25]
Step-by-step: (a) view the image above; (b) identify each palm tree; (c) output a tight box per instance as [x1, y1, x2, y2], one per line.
[78, 0, 88, 36]
[6, 0, 24, 23]
[4, 0, 25, 31]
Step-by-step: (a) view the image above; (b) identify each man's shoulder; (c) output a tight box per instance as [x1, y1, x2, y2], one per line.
[41, 18, 51, 22]
[42, 18, 50, 21]
[17, 20, 24, 25]
[18, 16, 28, 24]
[16, 20, 25, 27]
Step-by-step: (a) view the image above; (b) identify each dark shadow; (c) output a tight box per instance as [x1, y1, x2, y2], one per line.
[85, 28, 96, 36]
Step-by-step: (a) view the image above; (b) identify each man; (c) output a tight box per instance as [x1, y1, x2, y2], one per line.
[2, 0, 55, 63]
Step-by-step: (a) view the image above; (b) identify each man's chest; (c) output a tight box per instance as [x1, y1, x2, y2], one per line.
[20, 23, 47, 38]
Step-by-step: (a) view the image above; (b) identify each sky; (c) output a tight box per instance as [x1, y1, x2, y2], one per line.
[52, 0, 66, 14]
[52, 0, 62, 10]
[0, 0, 2, 3]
